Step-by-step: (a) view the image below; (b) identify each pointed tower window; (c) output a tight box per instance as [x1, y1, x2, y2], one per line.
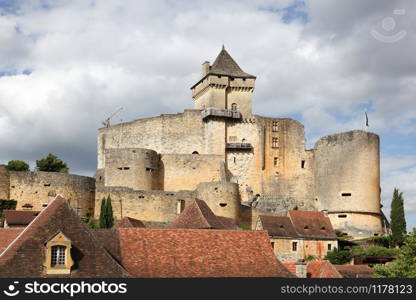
[231, 103, 237, 111]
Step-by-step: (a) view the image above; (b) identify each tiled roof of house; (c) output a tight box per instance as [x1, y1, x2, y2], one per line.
[283, 261, 297, 275]
[307, 261, 343, 278]
[335, 265, 374, 278]
[118, 228, 294, 278]
[115, 217, 145, 228]
[258, 211, 337, 240]
[90, 229, 121, 263]
[283, 260, 343, 278]
[288, 211, 337, 239]
[0, 228, 23, 253]
[209, 47, 255, 79]
[216, 216, 238, 230]
[258, 215, 298, 237]
[0, 195, 130, 278]
[167, 199, 237, 230]
[3, 210, 40, 226]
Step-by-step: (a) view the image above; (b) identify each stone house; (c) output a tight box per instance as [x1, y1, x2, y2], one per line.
[256, 210, 338, 261]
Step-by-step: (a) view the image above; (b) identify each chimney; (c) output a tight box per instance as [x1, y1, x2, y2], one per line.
[202, 61, 210, 76]
[295, 260, 307, 278]
[322, 210, 328, 217]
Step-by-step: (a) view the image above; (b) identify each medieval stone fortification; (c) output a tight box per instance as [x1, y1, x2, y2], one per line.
[0, 47, 389, 237]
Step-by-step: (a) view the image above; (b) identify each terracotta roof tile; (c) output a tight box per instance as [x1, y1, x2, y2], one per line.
[167, 199, 233, 230]
[216, 216, 238, 230]
[282, 262, 297, 275]
[115, 217, 145, 228]
[288, 211, 337, 239]
[3, 210, 40, 226]
[90, 229, 121, 262]
[0, 228, 23, 253]
[258, 215, 297, 237]
[284, 260, 342, 278]
[118, 228, 294, 278]
[335, 265, 374, 278]
[307, 261, 343, 278]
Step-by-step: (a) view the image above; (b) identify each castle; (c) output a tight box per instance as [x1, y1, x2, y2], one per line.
[0, 47, 389, 238]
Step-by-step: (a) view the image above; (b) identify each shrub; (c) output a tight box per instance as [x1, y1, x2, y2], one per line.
[352, 246, 398, 258]
[324, 248, 352, 264]
[374, 229, 416, 278]
[6, 160, 29, 171]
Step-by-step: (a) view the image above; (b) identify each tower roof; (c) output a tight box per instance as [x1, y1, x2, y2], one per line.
[209, 47, 256, 79]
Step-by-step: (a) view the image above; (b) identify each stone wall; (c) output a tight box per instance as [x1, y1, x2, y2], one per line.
[314, 130, 383, 237]
[160, 154, 223, 191]
[0, 165, 10, 199]
[270, 237, 338, 262]
[95, 186, 195, 223]
[250, 117, 316, 213]
[97, 110, 209, 169]
[9, 171, 95, 217]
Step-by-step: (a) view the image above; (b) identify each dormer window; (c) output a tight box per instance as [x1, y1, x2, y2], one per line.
[44, 232, 73, 275]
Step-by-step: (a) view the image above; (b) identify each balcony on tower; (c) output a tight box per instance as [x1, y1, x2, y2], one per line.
[226, 142, 253, 151]
[201, 107, 241, 120]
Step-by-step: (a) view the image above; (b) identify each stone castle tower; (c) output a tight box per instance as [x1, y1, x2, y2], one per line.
[191, 45, 256, 118]
[93, 47, 389, 238]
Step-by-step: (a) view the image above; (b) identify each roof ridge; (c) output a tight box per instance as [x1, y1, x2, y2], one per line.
[193, 199, 212, 228]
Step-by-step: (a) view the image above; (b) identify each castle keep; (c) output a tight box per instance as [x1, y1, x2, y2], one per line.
[95, 47, 387, 237]
[0, 48, 388, 238]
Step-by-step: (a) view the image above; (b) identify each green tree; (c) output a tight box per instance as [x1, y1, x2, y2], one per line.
[374, 229, 416, 278]
[6, 160, 30, 171]
[36, 153, 69, 173]
[390, 188, 406, 247]
[324, 248, 352, 265]
[99, 197, 107, 228]
[105, 195, 114, 228]
[99, 195, 114, 228]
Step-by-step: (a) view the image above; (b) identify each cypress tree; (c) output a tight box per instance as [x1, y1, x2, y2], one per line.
[105, 195, 114, 228]
[390, 188, 406, 247]
[99, 197, 107, 228]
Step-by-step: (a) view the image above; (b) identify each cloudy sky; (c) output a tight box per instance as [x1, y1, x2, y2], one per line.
[1, 0, 415, 228]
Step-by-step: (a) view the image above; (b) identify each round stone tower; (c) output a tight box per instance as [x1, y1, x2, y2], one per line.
[104, 148, 160, 190]
[314, 130, 385, 237]
[196, 181, 240, 220]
